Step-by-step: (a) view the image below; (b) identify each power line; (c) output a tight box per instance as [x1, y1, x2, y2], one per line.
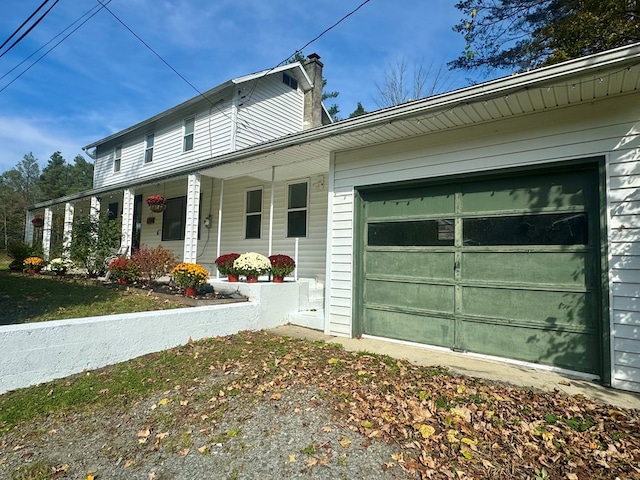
[0, 0, 50, 52]
[0, 2, 111, 94]
[0, 0, 61, 59]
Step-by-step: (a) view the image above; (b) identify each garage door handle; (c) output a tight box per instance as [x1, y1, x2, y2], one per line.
[454, 261, 460, 271]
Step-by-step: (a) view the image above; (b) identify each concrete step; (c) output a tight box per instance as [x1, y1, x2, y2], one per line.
[286, 309, 324, 331]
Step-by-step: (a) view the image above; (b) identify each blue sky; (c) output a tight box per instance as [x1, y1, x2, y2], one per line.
[0, 0, 484, 174]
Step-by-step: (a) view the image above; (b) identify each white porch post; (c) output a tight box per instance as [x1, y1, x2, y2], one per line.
[268, 166, 275, 257]
[42, 208, 53, 261]
[121, 189, 135, 256]
[183, 173, 201, 263]
[62, 203, 74, 259]
[24, 210, 34, 245]
[216, 179, 224, 278]
[90, 196, 101, 222]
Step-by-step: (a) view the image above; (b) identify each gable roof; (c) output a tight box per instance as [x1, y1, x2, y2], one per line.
[82, 62, 314, 151]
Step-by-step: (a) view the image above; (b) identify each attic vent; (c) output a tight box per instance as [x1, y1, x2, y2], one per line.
[283, 73, 298, 90]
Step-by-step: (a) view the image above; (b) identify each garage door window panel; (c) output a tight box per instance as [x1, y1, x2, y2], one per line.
[368, 219, 454, 246]
[463, 212, 588, 246]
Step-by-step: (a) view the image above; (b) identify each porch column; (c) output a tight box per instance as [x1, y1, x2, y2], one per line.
[183, 173, 201, 263]
[42, 207, 53, 261]
[268, 166, 275, 256]
[121, 189, 135, 256]
[62, 203, 74, 259]
[216, 179, 224, 278]
[90, 196, 101, 222]
[24, 210, 35, 245]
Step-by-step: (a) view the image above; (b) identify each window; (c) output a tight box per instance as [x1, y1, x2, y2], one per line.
[108, 202, 119, 220]
[368, 220, 455, 246]
[145, 134, 154, 163]
[283, 72, 298, 90]
[183, 117, 195, 152]
[114, 146, 121, 172]
[245, 188, 262, 239]
[287, 181, 308, 237]
[162, 196, 186, 241]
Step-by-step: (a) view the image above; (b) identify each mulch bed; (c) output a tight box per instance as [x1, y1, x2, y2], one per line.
[103, 280, 248, 306]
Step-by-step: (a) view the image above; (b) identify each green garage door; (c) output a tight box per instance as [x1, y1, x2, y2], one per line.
[358, 167, 602, 375]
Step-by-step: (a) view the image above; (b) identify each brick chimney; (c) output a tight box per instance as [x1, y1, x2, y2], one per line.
[303, 53, 324, 129]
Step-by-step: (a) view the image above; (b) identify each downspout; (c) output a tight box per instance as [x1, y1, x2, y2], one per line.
[216, 179, 224, 279]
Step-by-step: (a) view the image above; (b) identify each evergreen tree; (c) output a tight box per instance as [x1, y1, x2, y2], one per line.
[348, 102, 367, 118]
[451, 0, 640, 73]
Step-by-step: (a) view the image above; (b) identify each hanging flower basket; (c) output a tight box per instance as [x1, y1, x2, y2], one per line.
[149, 204, 166, 213]
[31, 217, 44, 228]
[146, 195, 166, 212]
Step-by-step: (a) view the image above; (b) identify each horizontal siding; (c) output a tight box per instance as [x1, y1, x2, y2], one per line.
[327, 186, 354, 337]
[235, 76, 304, 150]
[329, 93, 640, 392]
[92, 77, 306, 189]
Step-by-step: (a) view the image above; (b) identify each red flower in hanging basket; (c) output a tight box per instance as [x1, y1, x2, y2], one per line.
[31, 217, 44, 227]
[145, 195, 166, 206]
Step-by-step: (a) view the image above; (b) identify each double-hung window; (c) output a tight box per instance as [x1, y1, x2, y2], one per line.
[183, 117, 195, 152]
[114, 146, 122, 172]
[287, 181, 308, 237]
[145, 134, 154, 163]
[245, 188, 262, 239]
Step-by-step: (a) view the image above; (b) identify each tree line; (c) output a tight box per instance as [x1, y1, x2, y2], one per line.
[0, 152, 93, 253]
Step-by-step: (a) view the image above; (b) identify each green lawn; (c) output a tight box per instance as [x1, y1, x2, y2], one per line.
[0, 265, 184, 325]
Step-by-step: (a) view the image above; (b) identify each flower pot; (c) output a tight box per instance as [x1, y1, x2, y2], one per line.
[31, 218, 44, 228]
[149, 204, 166, 213]
[118, 278, 128, 285]
[184, 287, 197, 297]
[28, 269, 36, 275]
[245, 275, 258, 283]
[227, 273, 239, 282]
[272, 275, 284, 283]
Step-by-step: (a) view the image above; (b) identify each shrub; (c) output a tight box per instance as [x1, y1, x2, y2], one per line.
[69, 213, 121, 277]
[108, 257, 139, 282]
[130, 244, 177, 284]
[268, 254, 296, 277]
[7, 241, 33, 271]
[170, 262, 209, 290]
[214, 253, 240, 275]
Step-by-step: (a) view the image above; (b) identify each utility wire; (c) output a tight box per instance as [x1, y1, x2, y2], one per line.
[0, 1, 111, 94]
[0, 0, 61, 59]
[0, 0, 50, 52]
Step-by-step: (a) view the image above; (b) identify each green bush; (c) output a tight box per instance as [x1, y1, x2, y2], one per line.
[7, 241, 33, 271]
[69, 213, 121, 277]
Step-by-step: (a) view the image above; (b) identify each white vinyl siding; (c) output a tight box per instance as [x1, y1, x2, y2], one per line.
[235, 75, 304, 150]
[328, 93, 640, 393]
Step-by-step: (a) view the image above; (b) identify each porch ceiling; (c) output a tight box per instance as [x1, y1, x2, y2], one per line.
[200, 154, 329, 182]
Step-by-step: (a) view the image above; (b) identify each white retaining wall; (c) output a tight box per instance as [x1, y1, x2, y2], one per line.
[0, 281, 300, 394]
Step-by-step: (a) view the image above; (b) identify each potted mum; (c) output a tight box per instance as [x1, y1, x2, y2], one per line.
[215, 253, 241, 282]
[108, 257, 139, 284]
[23, 256, 45, 274]
[233, 252, 270, 283]
[268, 254, 295, 282]
[45, 257, 74, 276]
[146, 194, 167, 213]
[170, 262, 209, 297]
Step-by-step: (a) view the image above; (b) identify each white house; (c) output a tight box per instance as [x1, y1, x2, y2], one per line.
[28, 45, 640, 393]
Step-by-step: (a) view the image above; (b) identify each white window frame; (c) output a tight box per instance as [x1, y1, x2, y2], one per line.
[183, 116, 195, 152]
[244, 187, 263, 239]
[286, 180, 309, 238]
[144, 134, 154, 164]
[114, 145, 122, 173]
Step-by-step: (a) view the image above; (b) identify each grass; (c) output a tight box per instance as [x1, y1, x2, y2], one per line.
[0, 264, 185, 326]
